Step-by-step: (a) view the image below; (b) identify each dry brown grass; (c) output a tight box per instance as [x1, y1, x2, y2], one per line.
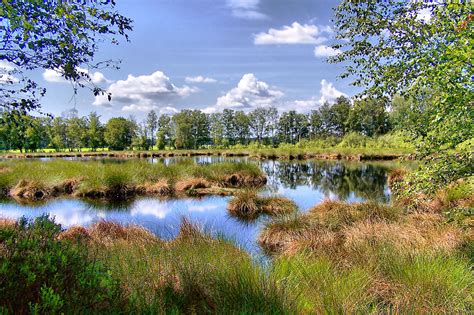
[261, 197, 298, 216]
[0, 218, 15, 228]
[53, 178, 83, 194]
[175, 178, 210, 192]
[307, 200, 403, 229]
[227, 190, 260, 219]
[138, 180, 174, 196]
[88, 221, 159, 245]
[58, 221, 161, 247]
[9, 179, 53, 201]
[174, 217, 208, 242]
[227, 191, 298, 220]
[58, 226, 92, 243]
[258, 200, 467, 262]
[343, 213, 466, 258]
[0, 166, 11, 174]
[258, 215, 309, 254]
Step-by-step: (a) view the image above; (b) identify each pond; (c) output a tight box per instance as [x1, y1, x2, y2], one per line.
[0, 157, 403, 253]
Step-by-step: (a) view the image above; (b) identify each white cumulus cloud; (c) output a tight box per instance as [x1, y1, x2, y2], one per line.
[254, 22, 331, 45]
[93, 71, 197, 111]
[213, 73, 283, 111]
[42, 67, 110, 84]
[314, 45, 341, 57]
[185, 76, 217, 83]
[287, 80, 347, 112]
[227, 0, 267, 20]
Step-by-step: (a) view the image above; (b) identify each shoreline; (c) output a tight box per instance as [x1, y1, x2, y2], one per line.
[0, 150, 415, 161]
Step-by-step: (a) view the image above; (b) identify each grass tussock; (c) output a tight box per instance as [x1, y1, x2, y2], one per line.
[137, 180, 174, 196]
[227, 190, 298, 220]
[175, 177, 210, 193]
[257, 199, 473, 313]
[259, 200, 468, 259]
[58, 221, 160, 247]
[0, 159, 266, 200]
[85, 218, 293, 313]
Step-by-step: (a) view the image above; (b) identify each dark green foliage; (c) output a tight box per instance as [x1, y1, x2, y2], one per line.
[0, 215, 121, 314]
[347, 98, 390, 137]
[104, 117, 135, 150]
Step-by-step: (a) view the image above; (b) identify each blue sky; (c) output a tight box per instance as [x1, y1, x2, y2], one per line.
[34, 0, 358, 120]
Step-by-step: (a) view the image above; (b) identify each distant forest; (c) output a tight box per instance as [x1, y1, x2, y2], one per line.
[1, 95, 421, 152]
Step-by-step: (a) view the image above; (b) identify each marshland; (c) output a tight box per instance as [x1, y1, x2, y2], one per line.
[1, 0, 473, 314]
[1, 156, 473, 313]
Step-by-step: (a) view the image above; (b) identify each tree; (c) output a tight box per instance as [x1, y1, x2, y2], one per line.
[309, 110, 323, 138]
[348, 98, 390, 137]
[209, 113, 225, 147]
[331, 1, 473, 188]
[87, 112, 104, 151]
[172, 110, 210, 149]
[104, 117, 134, 151]
[49, 117, 67, 151]
[0, 1, 132, 113]
[66, 117, 87, 151]
[318, 102, 334, 136]
[24, 116, 49, 152]
[157, 114, 172, 150]
[234, 111, 250, 145]
[249, 107, 278, 144]
[389, 92, 434, 140]
[146, 110, 158, 149]
[222, 109, 237, 145]
[132, 122, 150, 150]
[330, 96, 351, 136]
[278, 111, 308, 144]
[266, 106, 279, 145]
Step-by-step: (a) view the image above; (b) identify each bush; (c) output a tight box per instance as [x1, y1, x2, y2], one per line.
[0, 215, 122, 314]
[338, 132, 369, 148]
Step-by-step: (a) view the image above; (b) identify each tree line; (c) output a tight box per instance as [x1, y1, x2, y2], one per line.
[1, 95, 414, 152]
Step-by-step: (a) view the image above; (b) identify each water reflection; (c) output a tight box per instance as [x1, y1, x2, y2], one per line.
[0, 158, 401, 253]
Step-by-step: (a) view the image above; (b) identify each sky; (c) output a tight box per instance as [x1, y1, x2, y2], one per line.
[29, 0, 358, 120]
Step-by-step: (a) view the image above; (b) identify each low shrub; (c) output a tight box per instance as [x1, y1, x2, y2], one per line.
[0, 215, 122, 314]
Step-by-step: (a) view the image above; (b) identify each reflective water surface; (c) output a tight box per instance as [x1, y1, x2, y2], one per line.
[0, 157, 404, 253]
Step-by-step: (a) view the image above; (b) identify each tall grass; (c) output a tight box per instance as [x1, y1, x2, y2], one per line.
[2, 214, 472, 313]
[94, 221, 293, 313]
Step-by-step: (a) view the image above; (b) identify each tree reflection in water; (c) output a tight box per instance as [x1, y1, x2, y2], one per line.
[260, 160, 390, 203]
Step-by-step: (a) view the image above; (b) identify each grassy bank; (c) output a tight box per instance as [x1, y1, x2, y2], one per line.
[0, 146, 414, 161]
[0, 159, 266, 201]
[1, 208, 472, 313]
[0, 132, 416, 161]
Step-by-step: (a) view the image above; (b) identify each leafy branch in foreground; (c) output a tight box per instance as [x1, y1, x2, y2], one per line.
[0, 0, 133, 112]
[331, 1, 473, 191]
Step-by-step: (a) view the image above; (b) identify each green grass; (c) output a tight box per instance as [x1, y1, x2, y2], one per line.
[0, 159, 265, 199]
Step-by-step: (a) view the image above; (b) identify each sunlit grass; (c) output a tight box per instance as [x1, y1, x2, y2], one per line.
[0, 159, 265, 200]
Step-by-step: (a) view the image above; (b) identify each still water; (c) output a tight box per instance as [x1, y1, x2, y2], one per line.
[0, 157, 399, 253]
